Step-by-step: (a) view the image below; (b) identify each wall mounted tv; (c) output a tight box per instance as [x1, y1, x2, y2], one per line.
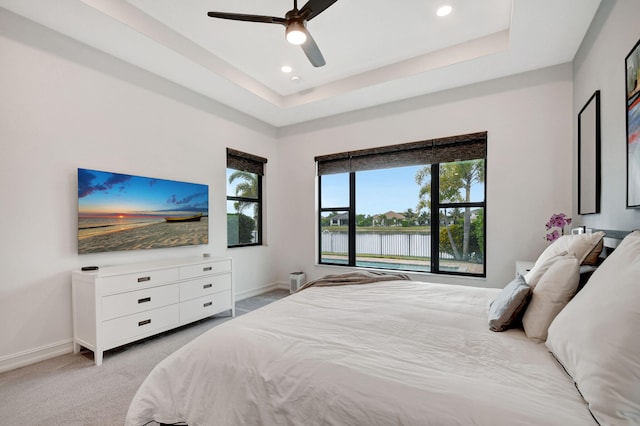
[78, 168, 208, 254]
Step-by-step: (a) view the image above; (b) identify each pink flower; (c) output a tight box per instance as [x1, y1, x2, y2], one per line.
[546, 229, 560, 242]
[545, 213, 571, 242]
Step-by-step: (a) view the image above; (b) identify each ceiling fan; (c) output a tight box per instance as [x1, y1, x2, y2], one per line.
[207, 0, 338, 67]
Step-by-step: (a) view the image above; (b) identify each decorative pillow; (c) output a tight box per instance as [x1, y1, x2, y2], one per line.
[546, 230, 640, 425]
[537, 231, 605, 265]
[522, 255, 579, 342]
[488, 274, 531, 332]
[524, 251, 567, 288]
[582, 238, 604, 266]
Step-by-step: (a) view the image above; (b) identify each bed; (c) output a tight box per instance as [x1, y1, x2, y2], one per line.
[126, 230, 640, 425]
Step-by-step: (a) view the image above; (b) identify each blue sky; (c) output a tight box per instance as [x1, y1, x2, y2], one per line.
[78, 168, 208, 217]
[321, 165, 484, 216]
[322, 165, 425, 216]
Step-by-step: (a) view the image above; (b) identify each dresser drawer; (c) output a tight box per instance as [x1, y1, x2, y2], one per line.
[180, 274, 232, 302]
[102, 304, 179, 349]
[99, 268, 179, 295]
[102, 284, 179, 321]
[180, 259, 232, 279]
[180, 290, 232, 324]
[72, 256, 233, 365]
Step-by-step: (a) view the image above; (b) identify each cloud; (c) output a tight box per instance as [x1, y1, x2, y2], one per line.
[166, 191, 208, 205]
[78, 169, 131, 198]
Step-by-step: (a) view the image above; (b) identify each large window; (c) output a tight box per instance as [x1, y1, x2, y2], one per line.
[317, 132, 486, 277]
[227, 148, 267, 247]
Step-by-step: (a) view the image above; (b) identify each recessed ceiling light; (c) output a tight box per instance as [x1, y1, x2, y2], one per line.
[436, 5, 453, 17]
[281, 65, 292, 73]
[291, 75, 301, 82]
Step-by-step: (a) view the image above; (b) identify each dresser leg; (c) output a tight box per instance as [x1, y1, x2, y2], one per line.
[95, 350, 103, 366]
[73, 341, 81, 354]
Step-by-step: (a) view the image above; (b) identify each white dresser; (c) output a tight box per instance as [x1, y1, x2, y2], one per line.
[71, 256, 233, 366]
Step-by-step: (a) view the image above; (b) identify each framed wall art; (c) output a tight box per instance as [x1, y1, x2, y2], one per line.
[578, 90, 601, 214]
[626, 38, 640, 208]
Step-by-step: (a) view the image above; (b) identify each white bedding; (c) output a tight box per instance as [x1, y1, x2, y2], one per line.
[125, 280, 595, 425]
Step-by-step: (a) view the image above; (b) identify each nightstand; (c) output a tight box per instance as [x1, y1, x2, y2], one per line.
[515, 260, 535, 277]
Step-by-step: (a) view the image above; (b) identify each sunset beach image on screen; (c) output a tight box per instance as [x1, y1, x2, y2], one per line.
[77, 168, 208, 254]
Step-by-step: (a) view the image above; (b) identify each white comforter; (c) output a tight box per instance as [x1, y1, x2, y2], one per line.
[126, 281, 595, 425]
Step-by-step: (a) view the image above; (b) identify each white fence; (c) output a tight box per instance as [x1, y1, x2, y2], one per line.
[321, 231, 453, 259]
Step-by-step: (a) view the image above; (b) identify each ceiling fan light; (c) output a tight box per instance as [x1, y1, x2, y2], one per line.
[286, 21, 307, 45]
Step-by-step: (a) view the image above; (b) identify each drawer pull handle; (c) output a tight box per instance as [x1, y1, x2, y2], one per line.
[138, 319, 151, 326]
[203, 266, 213, 272]
[137, 276, 151, 283]
[138, 297, 151, 304]
[203, 301, 213, 308]
[203, 283, 212, 289]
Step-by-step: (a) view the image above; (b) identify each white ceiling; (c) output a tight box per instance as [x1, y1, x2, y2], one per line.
[0, 0, 601, 127]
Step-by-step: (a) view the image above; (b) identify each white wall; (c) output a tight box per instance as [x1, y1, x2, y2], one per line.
[7, 1, 627, 371]
[0, 9, 280, 370]
[572, 0, 640, 231]
[275, 64, 574, 289]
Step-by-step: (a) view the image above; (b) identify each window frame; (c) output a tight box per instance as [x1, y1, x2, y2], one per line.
[316, 133, 487, 277]
[226, 148, 266, 248]
[429, 162, 487, 276]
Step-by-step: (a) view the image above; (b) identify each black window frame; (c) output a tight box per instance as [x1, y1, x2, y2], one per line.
[316, 132, 487, 277]
[226, 148, 267, 248]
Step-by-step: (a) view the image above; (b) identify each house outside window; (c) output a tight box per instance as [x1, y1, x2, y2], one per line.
[317, 132, 487, 277]
[226, 148, 267, 247]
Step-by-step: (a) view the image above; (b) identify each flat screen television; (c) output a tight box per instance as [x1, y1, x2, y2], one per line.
[78, 168, 208, 254]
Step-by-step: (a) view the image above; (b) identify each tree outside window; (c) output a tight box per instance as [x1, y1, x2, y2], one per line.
[226, 149, 266, 247]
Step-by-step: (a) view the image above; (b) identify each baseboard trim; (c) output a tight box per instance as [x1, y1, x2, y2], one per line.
[0, 284, 290, 373]
[0, 339, 73, 374]
[235, 281, 287, 301]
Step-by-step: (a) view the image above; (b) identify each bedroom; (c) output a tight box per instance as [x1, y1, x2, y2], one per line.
[0, 0, 639, 421]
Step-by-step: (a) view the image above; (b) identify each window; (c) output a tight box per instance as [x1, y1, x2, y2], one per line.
[317, 132, 486, 277]
[227, 148, 267, 247]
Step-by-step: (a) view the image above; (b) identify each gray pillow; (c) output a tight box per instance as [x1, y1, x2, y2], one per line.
[488, 274, 531, 332]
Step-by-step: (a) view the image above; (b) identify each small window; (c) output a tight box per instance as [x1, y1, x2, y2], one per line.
[226, 148, 267, 247]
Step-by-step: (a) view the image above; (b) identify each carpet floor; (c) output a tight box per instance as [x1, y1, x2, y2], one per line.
[0, 289, 289, 426]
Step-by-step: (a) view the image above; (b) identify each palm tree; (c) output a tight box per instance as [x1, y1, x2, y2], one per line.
[228, 170, 258, 214]
[402, 208, 418, 226]
[228, 170, 259, 244]
[415, 160, 484, 260]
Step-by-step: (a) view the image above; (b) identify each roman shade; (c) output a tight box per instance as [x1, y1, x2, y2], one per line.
[315, 131, 487, 176]
[227, 148, 267, 176]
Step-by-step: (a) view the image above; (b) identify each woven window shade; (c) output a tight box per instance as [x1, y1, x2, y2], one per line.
[227, 148, 267, 176]
[315, 132, 486, 176]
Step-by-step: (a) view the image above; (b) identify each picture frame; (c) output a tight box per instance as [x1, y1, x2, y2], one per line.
[626, 38, 640, 208]
[578, 90, 601, 215]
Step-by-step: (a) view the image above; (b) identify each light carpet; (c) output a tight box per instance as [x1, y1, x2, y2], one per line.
[0, 290, 289, 426]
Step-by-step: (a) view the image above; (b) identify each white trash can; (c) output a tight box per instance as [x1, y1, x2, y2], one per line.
[289, 272, 306, 293]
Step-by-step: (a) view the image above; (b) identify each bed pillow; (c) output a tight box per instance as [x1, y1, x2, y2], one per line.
[524, 231, 604, 287]
[522, 255, 579, 342]
[523, 251, 567, 288]
[538, 231, 605, 265]
[488, 274, 531, 332]
[546, 230, 640, 425]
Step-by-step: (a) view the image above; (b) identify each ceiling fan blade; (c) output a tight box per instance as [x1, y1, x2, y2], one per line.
[299, 0, 338, 21]
[301, 30, 326, 67]
[207, 11, 286, 25]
